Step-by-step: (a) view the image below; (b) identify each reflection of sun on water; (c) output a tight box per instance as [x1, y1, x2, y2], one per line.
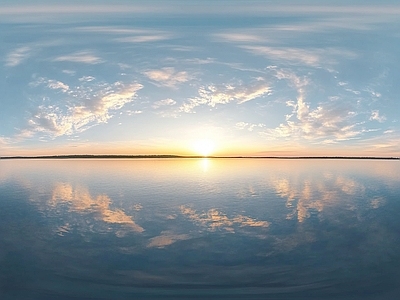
[193, 139, 215, 157]
[199, 158, 210, 172]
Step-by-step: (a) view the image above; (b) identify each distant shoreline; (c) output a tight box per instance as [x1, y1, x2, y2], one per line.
[0, 155, 399, 160]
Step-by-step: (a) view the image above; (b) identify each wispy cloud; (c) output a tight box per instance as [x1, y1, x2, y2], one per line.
[215, 26, 357, 67]
[0, 5, 173, 16]
[242, 46, 356, 67]
[144, 67, 190, 88]
[76, 26, 173, 43]
[264, 100, 361, 143]
[62, 69, 76, 76]
[151, 98, 180, 118]
[262, 70, 362, 143]
[116, 35, 171, 43]
[47, 80, 69, 92]
[5, 46, 31, 67]
[152, 98, 177, 109]
[25, 82, 142, 138]
[30, 77, 70, 92]
[370, 110, 386, 123]
[180, 81, 271, 113]
[77, 26, 156, 34]
[244, 46, 321, 66]
[0, 136, 11, 146]
[79, 75, 95, 82]
[235, 122, 265, 131]
[214, 32, 270, 43]
[3, 4, 400, 17]
[355, 129, 400, 156]
[53, 51, 103, 64]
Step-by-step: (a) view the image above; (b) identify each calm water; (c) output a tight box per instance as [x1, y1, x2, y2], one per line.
[0, 158, 400, 299]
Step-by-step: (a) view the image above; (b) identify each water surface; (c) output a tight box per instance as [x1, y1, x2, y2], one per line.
[1, 158, 399, 299]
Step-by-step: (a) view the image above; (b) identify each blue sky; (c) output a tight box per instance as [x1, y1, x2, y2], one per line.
[1, 0, 400, 156]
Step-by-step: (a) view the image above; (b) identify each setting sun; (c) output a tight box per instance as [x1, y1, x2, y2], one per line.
[193, 139, 215, 157]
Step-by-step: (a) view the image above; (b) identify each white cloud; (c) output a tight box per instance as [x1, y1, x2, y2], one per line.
[263, 98, 361, 142]
[180, 81, 271, 113]
[143, 67, 190, 88]
[79, 76, 95, 82]
[370, 110, 386, 123]
[262, 70, 362, 143]
[26, 83, 143, 137]
[62, 69, 76, 76]
[116, 35, 171, 43]
[53, 51, 103, 64]
[152, 98, 176, 109]
[5, 46, 31, 67]
[125, 110, 143, 116]
[29, 77, 69, 92]
[235, 122, 265, 131]
[235, 122, 249, 130]
[216, 27, 357, 67]
[151, 99, 180, 118]
[214, 32, 270, 43]
[47, 80, 69, 92]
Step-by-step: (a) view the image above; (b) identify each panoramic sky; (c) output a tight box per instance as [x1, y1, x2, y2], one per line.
[1, 0, 400, 157]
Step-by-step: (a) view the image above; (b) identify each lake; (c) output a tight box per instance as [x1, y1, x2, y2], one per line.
[1, 158, 399, 299]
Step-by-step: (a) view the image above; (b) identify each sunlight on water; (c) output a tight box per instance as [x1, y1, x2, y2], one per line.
[199, 157, 211, 172]
[0, 159, 400, 299]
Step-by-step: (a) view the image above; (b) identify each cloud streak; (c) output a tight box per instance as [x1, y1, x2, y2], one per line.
[242, 46, 356, 67]
[53, 51, 103, 64]
[5, 46, 31, 67]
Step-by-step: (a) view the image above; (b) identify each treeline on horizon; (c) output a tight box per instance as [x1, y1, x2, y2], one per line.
[0, 154, 399, 160]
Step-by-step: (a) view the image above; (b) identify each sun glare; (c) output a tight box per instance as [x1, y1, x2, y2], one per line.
[193, 139, 215, 157]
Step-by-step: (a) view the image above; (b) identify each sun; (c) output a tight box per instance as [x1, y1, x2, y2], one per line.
[193, 139, 215, 157]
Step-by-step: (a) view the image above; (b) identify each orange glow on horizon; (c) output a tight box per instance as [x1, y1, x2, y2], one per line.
[1, 142, 399, 158]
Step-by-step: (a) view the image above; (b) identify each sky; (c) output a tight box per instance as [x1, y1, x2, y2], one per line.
[1, 0, 400, 157]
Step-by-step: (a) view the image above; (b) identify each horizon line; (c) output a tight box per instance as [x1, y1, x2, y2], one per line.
[1, 154, 399, 160]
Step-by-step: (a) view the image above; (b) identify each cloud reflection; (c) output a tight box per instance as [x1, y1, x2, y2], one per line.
[51, 183, 144, 233]
[147, 231, 190, 248]
[271, 171, 381, 223]
[180, 206, 269, 233]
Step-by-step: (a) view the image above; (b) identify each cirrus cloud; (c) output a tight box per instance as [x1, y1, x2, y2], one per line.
[53, 51, 103, 64]
[5, 46, 31, 67]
